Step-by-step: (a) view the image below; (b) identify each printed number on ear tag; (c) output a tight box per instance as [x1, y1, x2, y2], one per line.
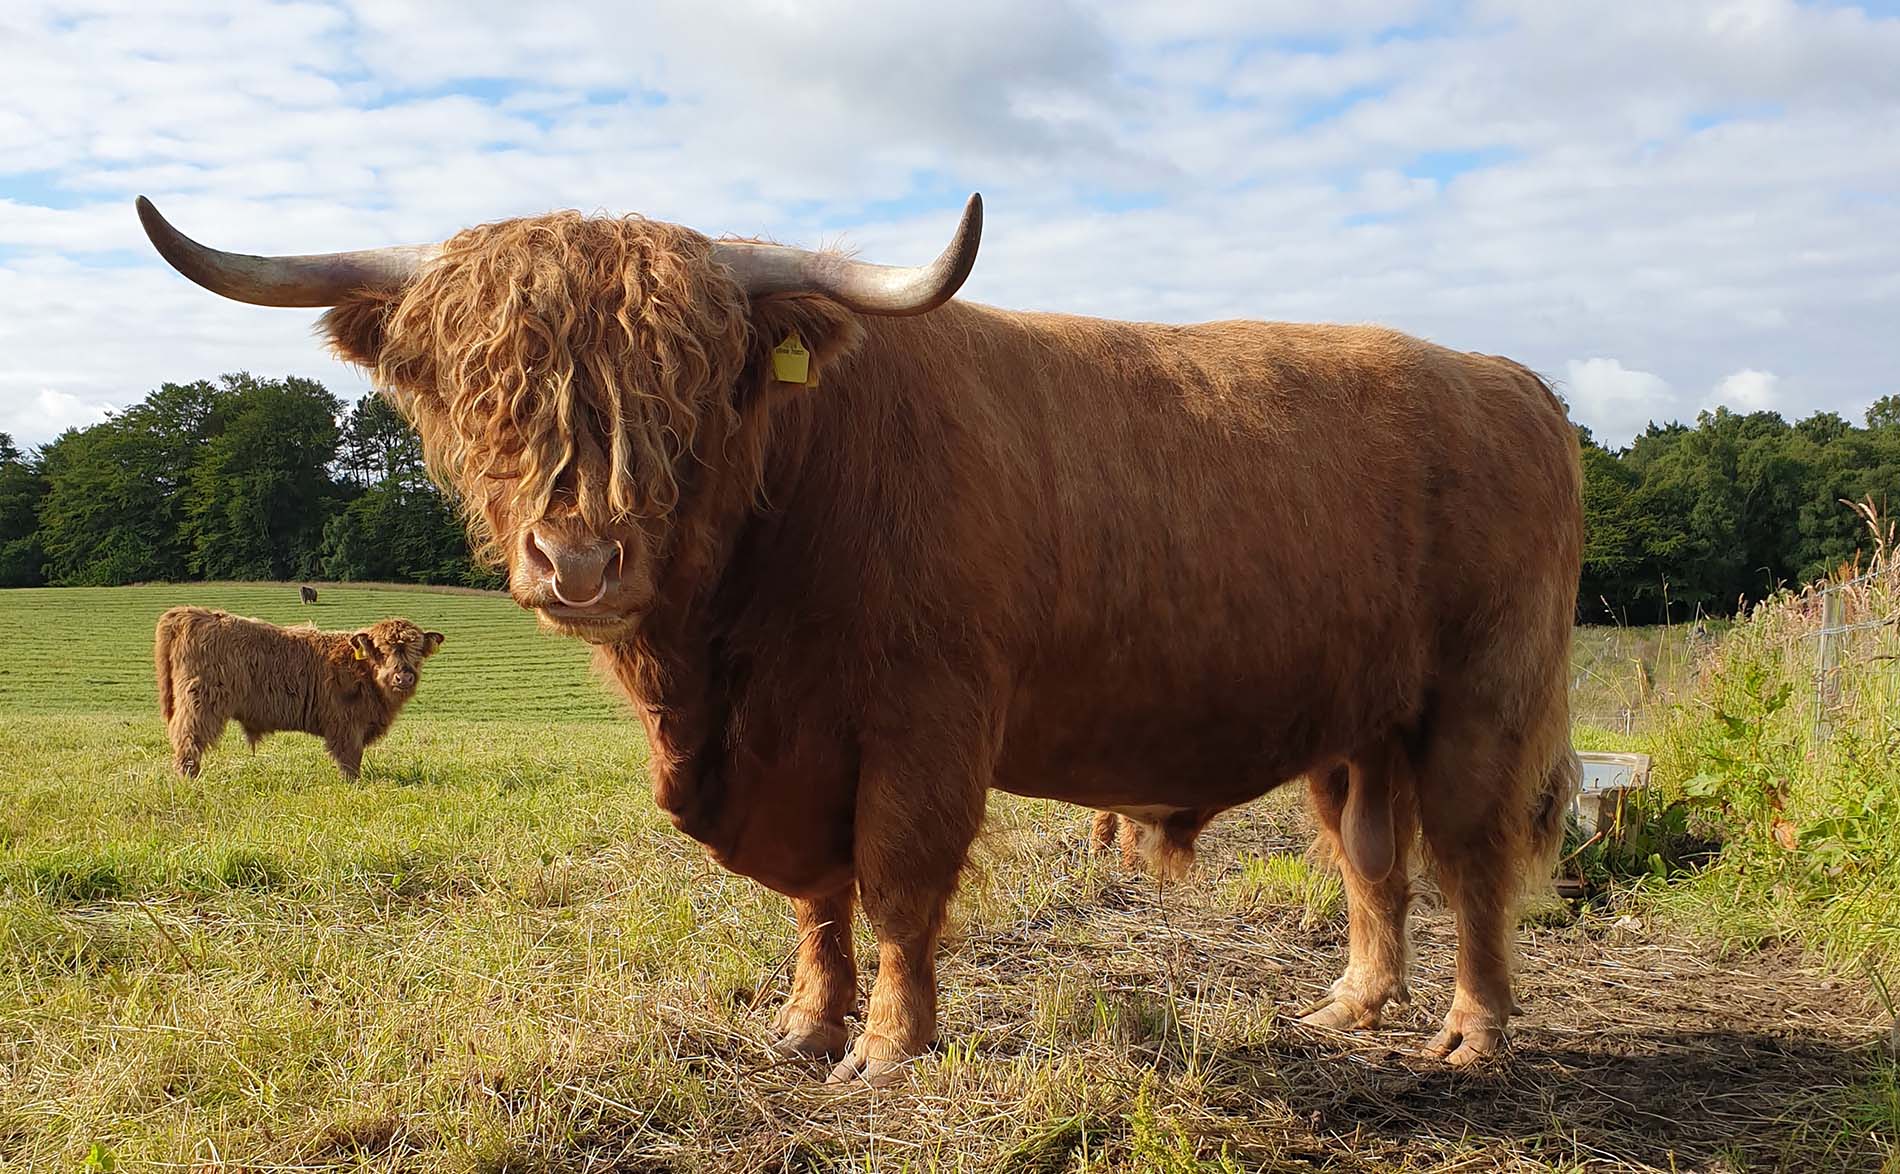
[772, 332, 810, 384]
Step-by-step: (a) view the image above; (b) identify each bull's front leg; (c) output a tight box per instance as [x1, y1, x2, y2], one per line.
[771, 887, 857, 1058]
[828, 701, 994, 1087]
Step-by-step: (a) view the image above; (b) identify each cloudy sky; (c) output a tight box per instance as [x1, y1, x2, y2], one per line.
[2, 0, 1896, 449]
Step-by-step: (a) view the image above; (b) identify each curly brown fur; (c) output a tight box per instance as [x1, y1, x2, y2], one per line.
[323, 215, 755, 566]
[153, 606, 443, 781]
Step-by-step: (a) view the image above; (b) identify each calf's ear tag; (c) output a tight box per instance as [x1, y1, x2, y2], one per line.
[771, 332, 810, 384]
[352, 646, 367, 660]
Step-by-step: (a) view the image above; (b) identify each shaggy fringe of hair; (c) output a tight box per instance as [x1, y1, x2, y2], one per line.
[362, 213, 752, 564]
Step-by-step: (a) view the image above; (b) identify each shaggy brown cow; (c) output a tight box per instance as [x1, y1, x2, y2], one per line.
[154, 606, 443, 780]
[137, 194, 1583, 1085]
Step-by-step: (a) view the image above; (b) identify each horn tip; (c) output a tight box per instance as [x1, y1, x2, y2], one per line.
[134, 196, 172, 246]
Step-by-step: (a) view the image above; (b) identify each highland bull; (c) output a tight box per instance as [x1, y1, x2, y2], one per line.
[136, 193, 1583, 1085]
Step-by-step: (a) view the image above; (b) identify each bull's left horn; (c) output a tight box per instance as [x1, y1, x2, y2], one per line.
[135, 197, 440, 307]
[711, 193, 982, 316]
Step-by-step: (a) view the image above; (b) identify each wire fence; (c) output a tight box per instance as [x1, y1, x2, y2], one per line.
[1809, 565, 1900, 740]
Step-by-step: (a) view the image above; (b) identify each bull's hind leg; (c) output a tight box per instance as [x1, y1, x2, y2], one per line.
[1298, 744, 1417, 1032]
[828, 703, 992, 1087]
[1414, 701, 1557, 1066]
[771, 887, 856, 1059]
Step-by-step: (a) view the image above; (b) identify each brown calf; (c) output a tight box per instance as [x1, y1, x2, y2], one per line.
[154, 606, 443, 780]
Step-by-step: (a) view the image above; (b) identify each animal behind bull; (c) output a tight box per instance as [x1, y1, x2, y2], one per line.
[154, 605, 443, 780]
[137, 194, 1584, 1085]
[300, 585, 318, 604]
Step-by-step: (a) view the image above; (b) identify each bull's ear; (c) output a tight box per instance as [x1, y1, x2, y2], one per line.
[422, 631, 446, 654]
[349, 632, 375, 660]
[320, 289, 404, 370]
[747, 295, 864, 394]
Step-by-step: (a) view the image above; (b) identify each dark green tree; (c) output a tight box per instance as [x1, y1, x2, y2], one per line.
[325, 392, 499, 587]
[0, 433, 48, 586]
[180, 374, 344, 580]
[1577, 429, 1649, 622]
[36, 380, 222, 585]
[337, 392, 426, 489]
[321, 482, 488, 585]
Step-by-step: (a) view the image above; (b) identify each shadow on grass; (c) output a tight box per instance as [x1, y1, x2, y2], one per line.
[1217, 1026, 1893, 1171]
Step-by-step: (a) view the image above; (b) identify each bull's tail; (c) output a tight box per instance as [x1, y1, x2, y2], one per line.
[154, 609, 181, 722]
[1526, 744, 1580, 882]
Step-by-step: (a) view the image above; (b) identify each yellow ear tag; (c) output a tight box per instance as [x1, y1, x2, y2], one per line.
[352, 646, 367, 661]
[771, 332, 810, 384]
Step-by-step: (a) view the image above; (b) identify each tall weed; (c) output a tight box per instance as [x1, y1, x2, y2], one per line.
[1646, 498, 1900, 990]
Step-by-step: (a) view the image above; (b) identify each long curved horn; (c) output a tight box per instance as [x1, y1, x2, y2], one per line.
[711, 193, 982, 316]
[135, 196, 439, 308]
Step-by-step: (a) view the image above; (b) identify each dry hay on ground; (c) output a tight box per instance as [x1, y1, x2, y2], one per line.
[621, 806, 1894, 1173]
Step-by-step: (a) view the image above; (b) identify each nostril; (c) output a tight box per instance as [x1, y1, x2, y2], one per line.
[523, 526, 622, 610]
[522, 529, 556, 581]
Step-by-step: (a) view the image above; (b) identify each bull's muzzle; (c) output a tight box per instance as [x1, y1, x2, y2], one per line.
[523, 526, 623, 611]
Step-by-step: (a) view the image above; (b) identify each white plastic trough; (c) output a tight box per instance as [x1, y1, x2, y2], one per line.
[1570, 751, 1652, 838]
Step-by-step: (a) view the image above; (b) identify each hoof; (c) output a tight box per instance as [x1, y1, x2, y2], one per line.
[1294, 974, 1403, 1033]
[824, 1035, 922, 1088]
[1427, 1016, 1507, 1067]
[1295, 998, 1379, 1031]
[770, 1023, 849, 1059]
[770, 1004, 850, 1059]
[825, 1054, 911, 1087]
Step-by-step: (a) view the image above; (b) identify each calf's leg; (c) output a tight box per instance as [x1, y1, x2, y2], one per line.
[771, 887, 857, 1059]
[1087, 810, 1143, 872]
[325, 729, 365, 782]
[1299, 747, 1417, 1031]
[169, 682, 223, 778]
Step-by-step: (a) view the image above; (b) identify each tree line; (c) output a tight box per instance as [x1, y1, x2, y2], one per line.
[1580, 397, 1900, 623]
[3, 373, 1899, 620]
[0, 374, 498, 590]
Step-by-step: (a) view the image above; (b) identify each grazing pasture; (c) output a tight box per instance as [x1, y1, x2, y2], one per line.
[0, 582, 620, 722]
[0, 586, 1892, 1171]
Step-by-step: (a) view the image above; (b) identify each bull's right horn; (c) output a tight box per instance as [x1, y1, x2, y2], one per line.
[136, 196, 440, 308]
[711, 193, 983, 316]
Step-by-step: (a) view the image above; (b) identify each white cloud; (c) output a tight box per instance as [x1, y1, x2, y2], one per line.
[1709, 367, 1782, 412]
[1563, 358, 1677, 444]
[0, 389, 115, 445]
[0, 0, 1896, 449]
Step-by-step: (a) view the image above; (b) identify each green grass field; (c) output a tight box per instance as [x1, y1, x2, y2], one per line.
[1, 587, 1892, 1172]
[0, 582, 622, 722]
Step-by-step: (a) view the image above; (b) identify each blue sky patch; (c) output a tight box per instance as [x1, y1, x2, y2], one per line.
[1403, 147, 1520, 182]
